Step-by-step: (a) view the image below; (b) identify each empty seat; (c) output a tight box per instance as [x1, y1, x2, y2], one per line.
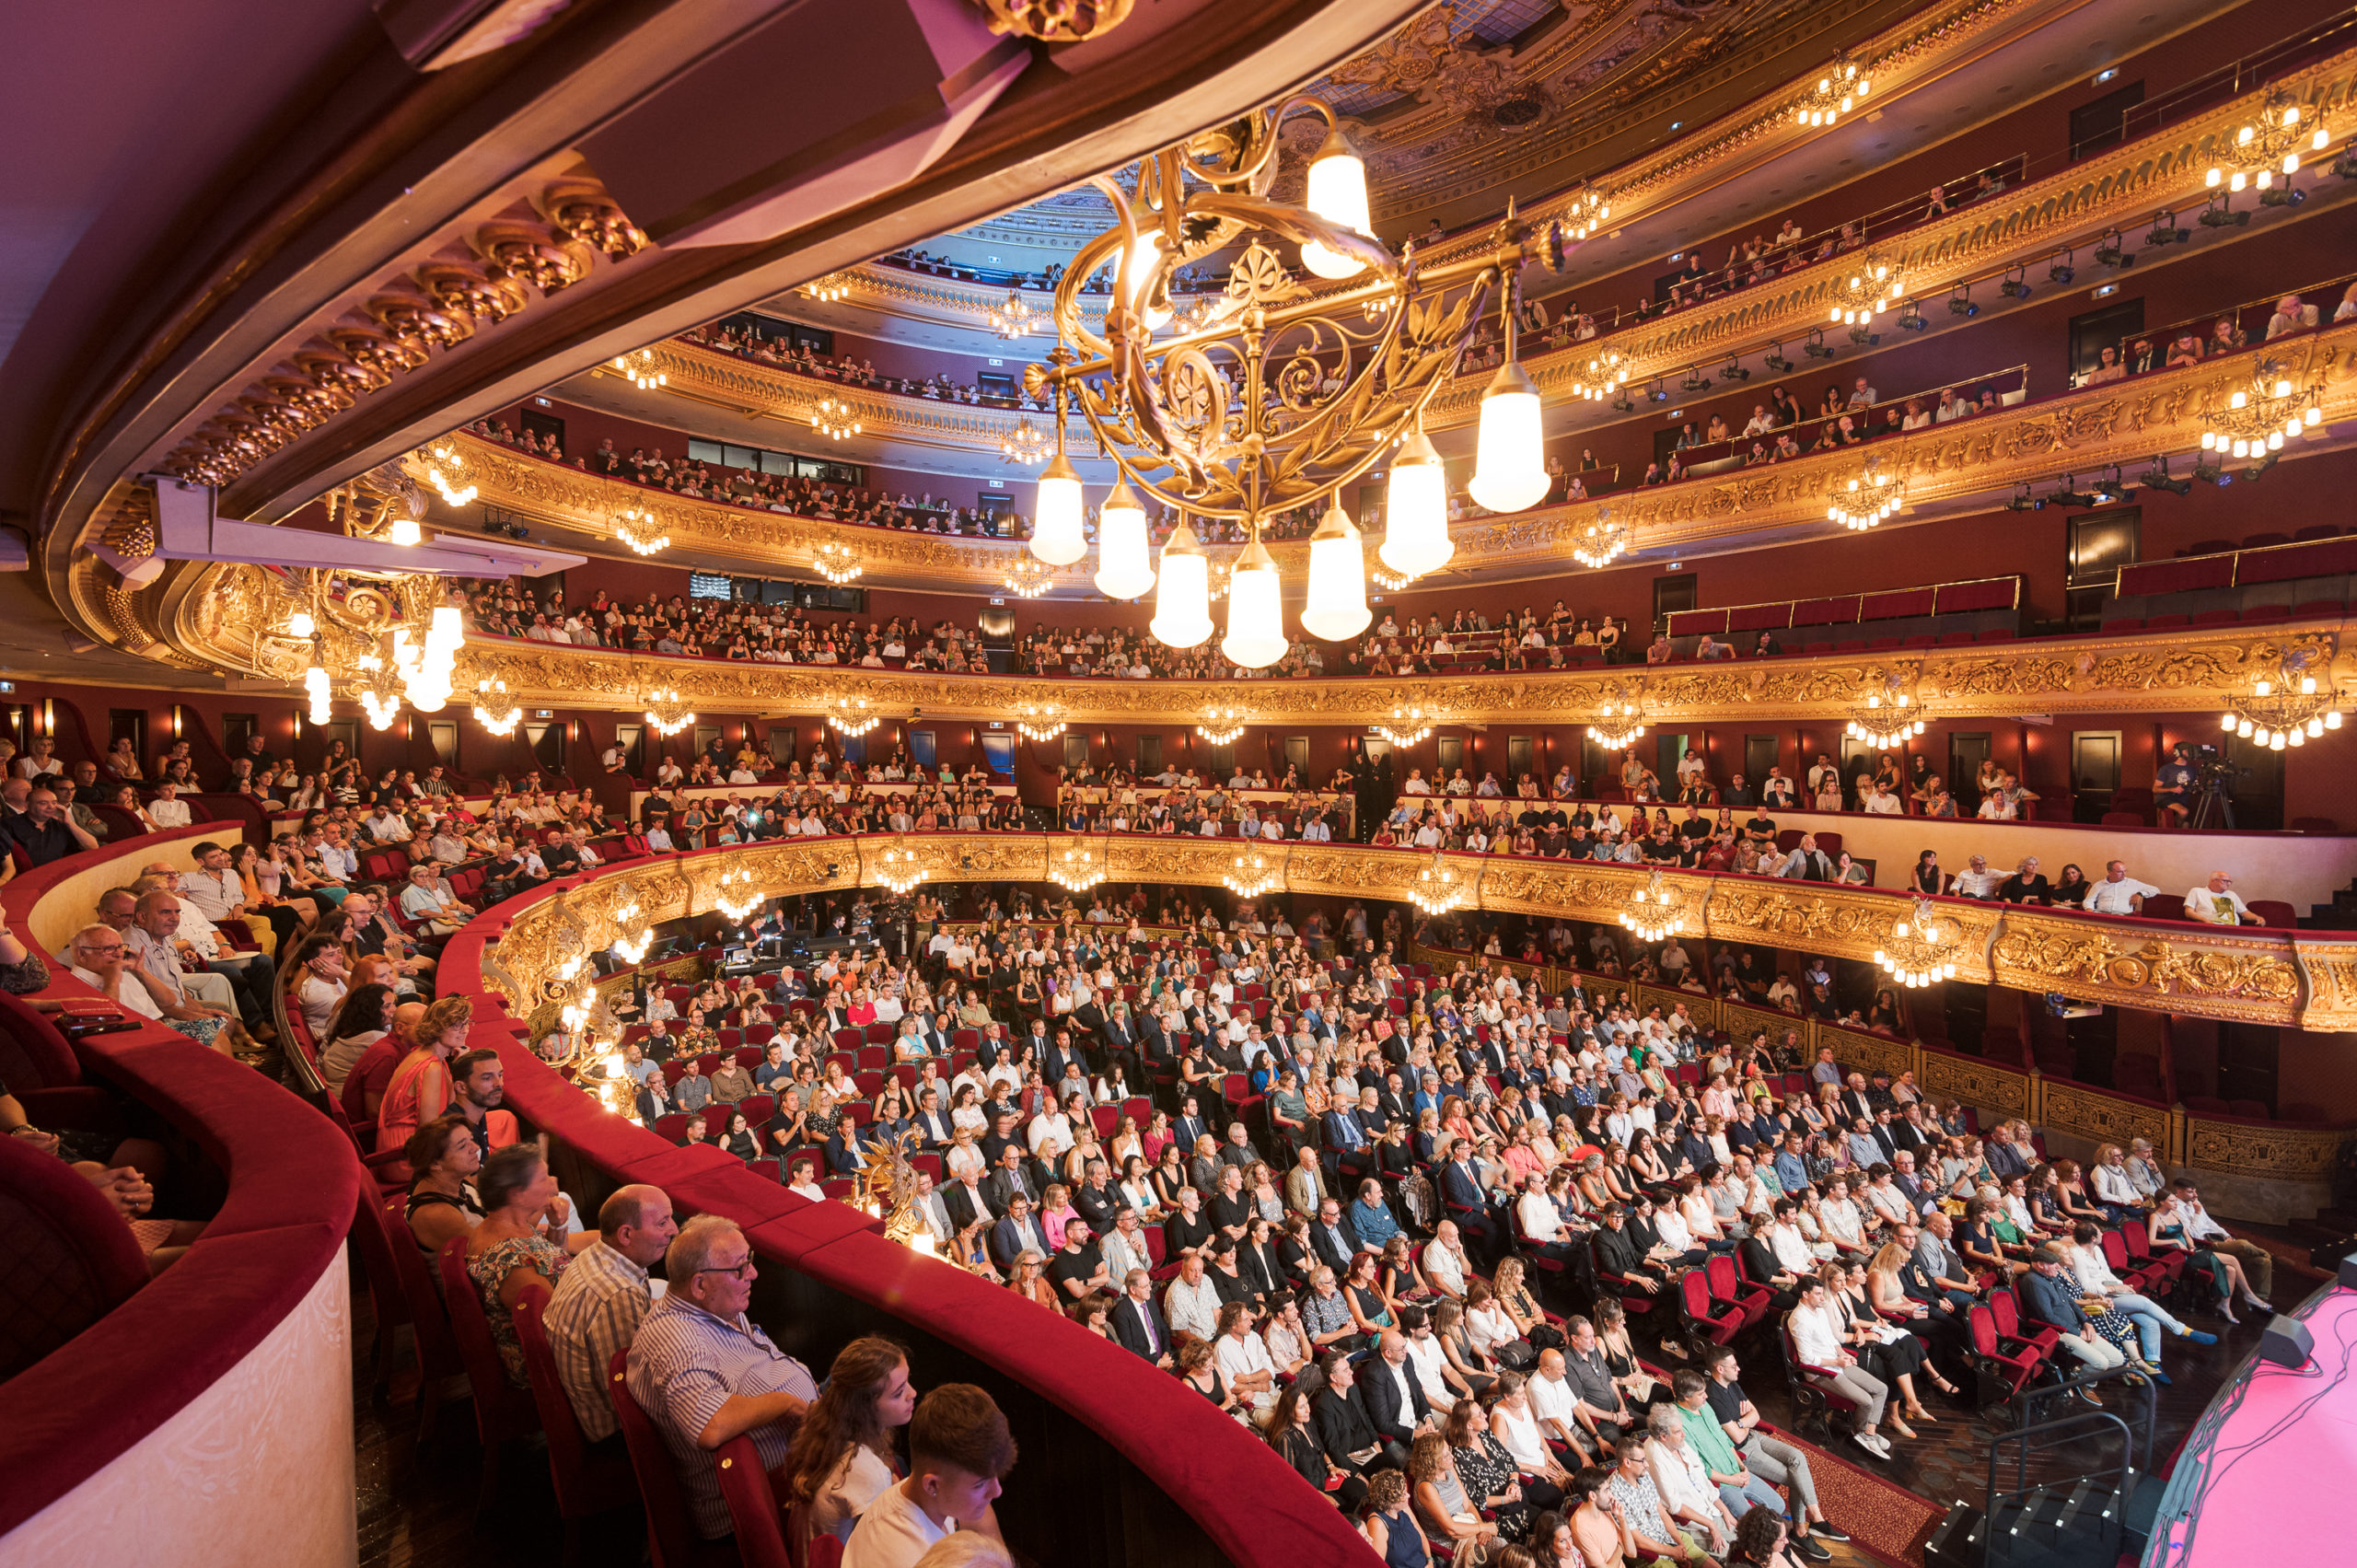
[2244, 532, 2291, 548]
[1976, 628, 2015, 643]
[2247, 900, 2299, 929]
[2240, 604, 2291, 622]
[1803, 642, 1834, 655]
[2293, 599, 2345, 617]
[1869, 637, 1902, 649]
[1834, 638, 1867, 651]
[2144, 613, 2189, 629]
[2099, 618, 2145, 633]
[1938, 630, 1977, 645]
[1903, 633, 1937, 647]
[2293, 524, 2340, 540]
[2100, 810, 2144, 828]
[2191, 609, 2239, 626]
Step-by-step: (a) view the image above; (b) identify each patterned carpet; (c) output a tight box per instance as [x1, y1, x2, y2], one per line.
[1779, 1430, 1948, 1568]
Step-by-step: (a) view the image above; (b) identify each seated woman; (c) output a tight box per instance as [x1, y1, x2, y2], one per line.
[462, 1144, 593, 1386]
[403, 1113, 483, 1262]
[776, 1336, 918, 1548]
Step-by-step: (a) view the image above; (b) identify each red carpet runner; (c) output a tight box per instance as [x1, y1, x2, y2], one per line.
[1782, 1430, 1946, 1568]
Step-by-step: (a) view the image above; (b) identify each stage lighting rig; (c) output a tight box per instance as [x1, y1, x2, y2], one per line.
[1948, 285, 1976, 317]
[1999, 264, 2031, 299]
[2137, 456, 2192, 496]
[2092, 229, 2134, 268]
[2048, 249, 2075, 285]
[2145, 210, 2189, 246]
[1763, 343, 1794, 372]
[1802, 329, 1835, 360]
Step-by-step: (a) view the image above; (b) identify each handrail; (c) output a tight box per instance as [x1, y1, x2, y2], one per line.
[1666, 572, 2020, 631]
[2074, 268, 2357, 387]
[1985, 1403, 2136, 1564]
[2119, 6, 2357, 143]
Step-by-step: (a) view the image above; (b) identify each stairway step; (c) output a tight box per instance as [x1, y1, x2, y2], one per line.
[1924, 1501, 1985, 1568]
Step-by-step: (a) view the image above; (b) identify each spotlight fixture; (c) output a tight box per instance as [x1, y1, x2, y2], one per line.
[1948, 284, 1976, 317]
[2004, 484, 2045, 513]
[613, 505, 669, 556]
[2260, 183, 2307, 210]
[2136, 456, 2192, 496]
[612, 349, 668, 390]
[1377, 705, 1434, 746]
[1611, 391, 1637, 412]
[2048, 250, 2075, 285]
[1802, 329, 1835, 360]
[2190, 459, 2226, 485]
[2198, 193, 2250, 228]
[2334, 139, 2357, 179]
[2092, 228, 2135, 268]
[1847, 323, 1878, 347]
[1682, 365, 1711, 393]
[1647, 380, 1672, 403]
[2145, 211, 2189, 246]
[472, 679, 522, 738]
[1897, 301, 1927, 332]
[813, 396, 863, 440]
[1999, 264, 2031, 299]
[826, 694, 878, 737]
[1001, 556, 1053, 598]
[2090, 469, 2128, 504]
[1717, 354, 1749, 383]
[1196, 704, 1248, 744]
[1763, 343, 1794, 373]
[644, 689, 695, 737]
[2051, 475, 2101, 509]
[1015, 702, 1066, 741]
[813, 541, 864, 584]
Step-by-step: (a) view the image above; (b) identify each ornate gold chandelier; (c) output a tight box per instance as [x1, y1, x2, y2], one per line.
[1197, 704, 1248, 744]
[714, 866, 761, 922]
[813, 396, 863, 441]
[1562, 183, 1612, 240]
[1001, 556, 1052, 597]
[804, 273, 854, 303]
[1875, 900, 1960, 989]
[874, 841, 926, 895]
[1829, 257, 1900, 327]
[1619, 870, 1687, 943]
[1051, 842, 1104, 892]
[420, 441, 475, 512]
[1376, 705, 1433, 747]
[1829, 461, 1904, 529]
[1569, 350, 1626, 401]
[610, 901, 654, 965]
[644, 689, 694, 737]
[1794, 55, 1871, 127]
[1225, 851, 1279, 899]
[614, 504, 669, 556]
[2224, 670, 2343, 749]
[827, 695, 878, 737]
[1845, 685, 1926, 748]
[613, 349, 668, 389]
[2205, 88, 2329, 194]
[1409, 851, 1465, 916]
[1024, 99, 1571, 668]
[814, 541, 864, 584]
[984, 289, 1039, 339]
[472, 679, 522, 737]
[1572, 514, 1627, 568]
[1000, 418, 1051, 465]
[1586, 701, 1645, 749]
[2200, 358, 2324, 466]
[354, 653, 403, 731]
[1015, 702, 1066, 740]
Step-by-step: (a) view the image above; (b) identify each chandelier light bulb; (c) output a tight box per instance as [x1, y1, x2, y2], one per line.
[1300, 126, 1374, 280]
[1220, 538, 1288, 668]
[288, 610, 317, 638]
[1469, 361, 1549, 514]
[1150, 516, 1214, 648]
[1381, 431, 1454, 576]
[1094, 481, 1156, 600]
[1120, 232, 1171, 330]
[1029, 453, 1087, 565]
[304, 662, 331, 725]
[1299, 501, 1373, 642]
[389, 517, 422, 547]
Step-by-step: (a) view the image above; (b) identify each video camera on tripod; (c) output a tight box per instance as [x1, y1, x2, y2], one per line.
[2182, 742, 2247, 830]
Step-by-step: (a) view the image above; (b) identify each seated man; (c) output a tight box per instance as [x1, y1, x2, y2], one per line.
[544, 1185, 678, 1444]
[2182, 871, 2258, 926]
[626, 1216, 817, 1540]
[842, 1385, 1015, 1568]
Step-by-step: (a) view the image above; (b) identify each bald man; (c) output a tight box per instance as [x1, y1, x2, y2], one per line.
[544, 1184, 679, 1444]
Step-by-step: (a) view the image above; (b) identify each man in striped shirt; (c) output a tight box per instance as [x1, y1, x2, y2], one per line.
[626, 1216, 818, 1539]
[543, 1185, 677, 1444]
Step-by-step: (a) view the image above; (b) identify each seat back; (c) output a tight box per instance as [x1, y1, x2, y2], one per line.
[1968, 1302, 2001, 1355]
[1990, 1286, 2021, 1338]
[435, 1236, 540, 1445]
[717, 1434, 794, 1568]
[2121, 1223, 2156, 1264]
[1678, 1267, 1714, 1317]
[2099, 1230, 2131, 1274]
[0, 1129, 150, 1379]
[513, 1290, 610, 1520]
[1705, 1252, 1739, 1304]
[609, 1347, 703, 1568]
[381, 1193, 463, 1383]
[0, 991, 81, 1089]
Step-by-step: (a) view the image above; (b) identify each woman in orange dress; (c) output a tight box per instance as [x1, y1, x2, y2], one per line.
[374, 995, 474, 1177]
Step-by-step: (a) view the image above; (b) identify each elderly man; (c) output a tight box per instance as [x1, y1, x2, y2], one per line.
[2084, 860, 2158, 916]
[122, 889, 266, 1057]
[1949, 855, 2004, 899]
[1, 784, 99, 867]
[2183, 871, 2259, 926]
[1778, 834, 1832, 881]
[1163, 1250, 1223, 1344]
[545, 1185, 678, 1443]
[626, 1215, 816, 1540]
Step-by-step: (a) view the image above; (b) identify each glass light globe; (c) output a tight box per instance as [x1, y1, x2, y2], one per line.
[1382, 432, 1453, 576]
[1093, 482, 1155, 599]
[1220, 540, 1287, 668]
[1029, 454, 1086, 564]
[1300, 127, 1373, 280]
[1299, 502, 1372, 642]
[1149, 517, 1213, 648]
[1469, 362, 1550, 513]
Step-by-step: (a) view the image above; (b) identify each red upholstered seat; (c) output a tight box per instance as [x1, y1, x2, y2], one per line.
[2190, 609, 2239, 626]
[515, 1292, 634, 1547]
[435, 1237, 543, 1507]
[2247, 900, 2298, 929]
[2099, 1229, 2168, 1295]
[2240, 603, 2291, 622]
[2141, 894, 2188, 923]
[381, 1193, 465, 1441]
[1968, 1302, 2045, 1400]
[1988, 1286, 2058, 1354]
[2099, 617, 2144, 633]
[717, 1434, 795, 1567]
[610, 1348, 737, 1568]
[1706, 1251, 1772, 1328]
[0, 1130, 151, 1382]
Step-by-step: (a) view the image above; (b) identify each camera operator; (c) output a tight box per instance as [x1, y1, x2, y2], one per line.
[2153, 744, 2197, 827]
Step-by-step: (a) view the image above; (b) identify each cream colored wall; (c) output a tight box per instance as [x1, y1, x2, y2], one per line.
[0, 1247, 355, 1568]
[24, 824, 209, 958]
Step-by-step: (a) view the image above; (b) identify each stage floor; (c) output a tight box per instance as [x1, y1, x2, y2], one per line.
[2165, 1284, 2357, 1568]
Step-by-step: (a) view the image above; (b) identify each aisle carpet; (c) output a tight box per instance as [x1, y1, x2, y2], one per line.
[1782, 1429, 1947, 1568]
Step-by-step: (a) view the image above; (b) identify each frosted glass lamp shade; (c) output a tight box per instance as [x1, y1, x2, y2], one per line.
[1300, 128, 1373, 280]
[1299, 503, 1372, 642]
[1469, 361, 1550, 514]
[1094, 482, 1155, 599]
[1380, 431, 1453, 576]
[1029, 454, 1086, 564]
[1220, 540, 1288, 668]
[1149, 517, 1213, 648]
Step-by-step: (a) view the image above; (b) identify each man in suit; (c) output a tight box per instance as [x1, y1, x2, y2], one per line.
[1438, 1138, 1504, 1258]
[1839, 1074, 1876, 1127]
[1216, 1121, 1262, 1173]
[1109, 1268, 1174, 1368]
[942, 1167, 993, 1236]
[910, 1171, 956, 1251]
[982, 1141, 1044, 1217]
[1309, 1197, 1363, 1276]
[1360, 1329, 1433, 1458]
[1312, 1354, 1395, 1476]
[1321, 1097, 1371, 1186]
[989, 1193, 1051, 1271]
[1100, 1004, 1140, 1076]
[911, 1086, 957, 1151]
[824, 1121, 870, 1176]
[1284, 1144, 1329, 1219]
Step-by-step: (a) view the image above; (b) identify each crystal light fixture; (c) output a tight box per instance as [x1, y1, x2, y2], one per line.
[354, 653, 402, 731]
[1619, 870, 1687, 942]
[804, 273, 854, 303]
[1002, 556, 1053, 598]
[1225, 851, 1280, 899]
[2200, 360, 2325, 464]
[1051, 842, 1104, 892]
[1409, 852, 1464, 916]
[644, 689, 695, 736]
[1573, 514, 1627, 568]
[2224, 671, 2343, 749]
[472, 679, 522, 737]
[714, 866, 762, 922]
[1829, 257, 1900, 326]
[827, 695, 878, 737]
[613, 349, 668, 389]
[984, 289, 1039, 338]
[874, 841, 926, 895]
[1846, 686, 1926, 747]
[1830, 464, 1904, 529]
[1586, 702, 1645, 749]
[614, 504, 669, 556]
[423, 442, 476, 507]
[1794, 55, 1870, 127]
[1001, 418, 1051, 465]
[814, 541, 864, 584]
[1562, 183, 1611, 241]
[2204, 89, 2329, 192]
[1376, 706, 1434, 747]
[610, 902, 655, 965]
[1197, 705, 1248, 744]
[1875, 899, 1961, 989]
[813, 397, 863, 441]
[1016, 703, 1066, 741]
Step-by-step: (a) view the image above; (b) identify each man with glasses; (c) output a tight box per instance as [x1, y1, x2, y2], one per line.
[627, 1215, 817, 1540]
[2182, 871, 2259, 926]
